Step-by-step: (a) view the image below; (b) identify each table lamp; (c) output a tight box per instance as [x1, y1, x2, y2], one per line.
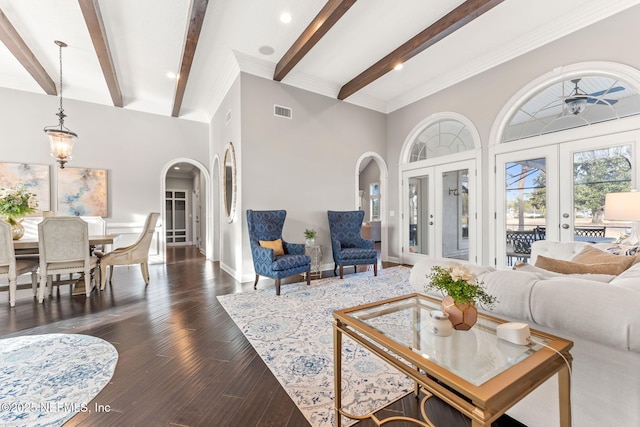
[604, 191, 640, 245]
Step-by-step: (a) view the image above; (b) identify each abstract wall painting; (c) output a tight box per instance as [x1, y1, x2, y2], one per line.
[57, 167, 107, 216]
[0, 162, 51, 212]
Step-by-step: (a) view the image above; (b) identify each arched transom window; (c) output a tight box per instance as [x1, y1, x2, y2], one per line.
[409, 119, 475, 162]
[504, 76, 640, 142]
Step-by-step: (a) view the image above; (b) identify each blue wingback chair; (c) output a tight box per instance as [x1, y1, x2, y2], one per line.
[247, 209, 311, 295]
[327, 210, 378, 279]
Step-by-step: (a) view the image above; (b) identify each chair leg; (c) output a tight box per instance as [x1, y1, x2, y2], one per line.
[306, 271, 311, 286]
[339, 266, 344, 279]
[374, 263, 378, 276]
[275, 279, 281, 296]
[85, 270, 92, 298]
[37, 274, 46, 303]
[31, 272, 38, 297]
[100, 264, 108, 290]
[9, 278, 16, 307]
[254, 275, 259, 290]
[140, 262, 150, 285]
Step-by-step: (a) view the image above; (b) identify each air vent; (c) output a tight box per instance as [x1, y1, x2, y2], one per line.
[274, 104, 292, 119]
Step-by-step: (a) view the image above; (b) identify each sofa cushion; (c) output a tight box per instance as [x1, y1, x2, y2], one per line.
[535, 254, 634, 275]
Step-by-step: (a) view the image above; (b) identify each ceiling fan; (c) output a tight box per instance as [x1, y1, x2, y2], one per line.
[564, 78, 625, 115]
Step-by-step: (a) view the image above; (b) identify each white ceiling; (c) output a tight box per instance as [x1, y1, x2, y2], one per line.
[1, 0, 639, 123]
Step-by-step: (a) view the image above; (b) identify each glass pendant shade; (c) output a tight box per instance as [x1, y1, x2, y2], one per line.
[45, 128, 77, 168]
[565, 96, 587, 115]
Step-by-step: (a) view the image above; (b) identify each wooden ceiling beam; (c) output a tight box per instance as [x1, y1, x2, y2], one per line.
[0, 8, 56, 95]
[172, 0, 209, 118]
[79, 0, 123, 107]
[337, 0, 504, 100]
[274, 0, 357, 82]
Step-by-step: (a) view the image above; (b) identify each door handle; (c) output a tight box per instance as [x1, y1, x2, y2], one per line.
[562, 224, 570, 229]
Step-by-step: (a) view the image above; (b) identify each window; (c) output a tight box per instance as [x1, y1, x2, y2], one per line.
[369, 183, 380, 221]
[409, 119, 475, 162]
[505, 76, 640, 142]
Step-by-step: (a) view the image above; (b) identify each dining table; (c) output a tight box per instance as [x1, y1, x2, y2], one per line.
[13, 234, 121, 296]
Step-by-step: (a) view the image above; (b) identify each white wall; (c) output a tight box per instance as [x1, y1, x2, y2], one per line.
[237, 73, 386, 282]
[209, 77, 242, 278]
[0, 87, 209, 232]
[386, 5, 640, 263]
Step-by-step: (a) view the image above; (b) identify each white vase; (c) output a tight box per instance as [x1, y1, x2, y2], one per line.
[306, 238, 315, 246]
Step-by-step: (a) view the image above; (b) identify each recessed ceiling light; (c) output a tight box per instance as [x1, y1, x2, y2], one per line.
[167, 72, 177, 79]
[259, 45, 275, 56]
[280, 12, 292, 24]
[394, 63, 403, 71]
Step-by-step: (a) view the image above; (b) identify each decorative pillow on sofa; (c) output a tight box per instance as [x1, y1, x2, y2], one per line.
[514, 262, 616, 282]
[259, 238, 285, 256]
[535, 254, 635, 275]
[572, 245, 637, 266]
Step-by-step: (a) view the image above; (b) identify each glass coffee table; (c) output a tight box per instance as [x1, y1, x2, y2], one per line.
[333, 293, 573, 427]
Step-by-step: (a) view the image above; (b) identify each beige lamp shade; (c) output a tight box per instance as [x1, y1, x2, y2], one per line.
[604, 192, 640, 220]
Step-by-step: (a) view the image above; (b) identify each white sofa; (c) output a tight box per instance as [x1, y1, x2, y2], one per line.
[409, 240, 640, 427]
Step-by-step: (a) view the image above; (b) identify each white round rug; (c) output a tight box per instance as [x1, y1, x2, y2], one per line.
[0, 333, 118, 427]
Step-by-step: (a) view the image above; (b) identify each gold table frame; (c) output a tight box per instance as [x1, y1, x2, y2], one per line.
[333, 293, 573, 427]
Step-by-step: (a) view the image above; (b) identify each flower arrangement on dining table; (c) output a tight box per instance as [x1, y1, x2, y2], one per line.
[425, 263, 497, 330]
[0, 184, 38, 224]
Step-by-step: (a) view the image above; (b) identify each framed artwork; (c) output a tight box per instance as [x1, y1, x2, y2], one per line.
[0, 162, 51, 212]
[57, 167, 107, 216]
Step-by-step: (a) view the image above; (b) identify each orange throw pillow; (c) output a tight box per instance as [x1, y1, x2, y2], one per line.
[259, 239, 285, 256]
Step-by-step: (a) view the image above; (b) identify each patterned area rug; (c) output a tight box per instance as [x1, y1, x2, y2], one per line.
[0, 334, 118, 427]
[218, 266, 415, 427]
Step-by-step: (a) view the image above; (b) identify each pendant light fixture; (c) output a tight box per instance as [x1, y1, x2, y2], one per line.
[43, 40, 78, 168]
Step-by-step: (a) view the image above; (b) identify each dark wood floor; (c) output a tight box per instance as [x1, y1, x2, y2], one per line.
[1, 247, 523, 427]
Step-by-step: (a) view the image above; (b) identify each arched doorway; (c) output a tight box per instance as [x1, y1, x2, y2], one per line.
[161, 158, 212, 261]
[398, 113, 482, 265]
[355, 152, 389, 263]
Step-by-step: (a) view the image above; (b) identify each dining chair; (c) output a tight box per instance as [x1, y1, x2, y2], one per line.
[0, 221, 38, 307]
[37, 217, 99, 303]
[99, 212, 160, 290]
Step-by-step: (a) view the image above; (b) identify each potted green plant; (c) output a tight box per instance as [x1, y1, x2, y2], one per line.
[304, 229, 317, 245]
[425, 264, 497, 330]
[0, 184, 38, 240]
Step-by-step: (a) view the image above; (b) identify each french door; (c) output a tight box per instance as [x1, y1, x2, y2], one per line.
[495, 132, 637, 268]
[166, 189, 189, 246]
[402, 159, 476, 265]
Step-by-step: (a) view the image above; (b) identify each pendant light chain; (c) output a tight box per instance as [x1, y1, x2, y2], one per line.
[58, 42, 63, 115]
[56, 40, 67, 126]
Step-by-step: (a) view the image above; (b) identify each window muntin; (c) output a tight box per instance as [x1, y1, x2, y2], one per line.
[409, 119, 474, 162]
[505, 76, 640, 142]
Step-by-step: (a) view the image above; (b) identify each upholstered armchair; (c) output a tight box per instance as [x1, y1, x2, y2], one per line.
[246, 209, 311, 295]
[327, 210, 378, 279]
[99, 212, 160, 290]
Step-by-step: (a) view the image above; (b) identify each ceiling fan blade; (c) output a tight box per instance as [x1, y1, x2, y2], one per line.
[588, 86, 625, 97]
[586, 98, 618, 105]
